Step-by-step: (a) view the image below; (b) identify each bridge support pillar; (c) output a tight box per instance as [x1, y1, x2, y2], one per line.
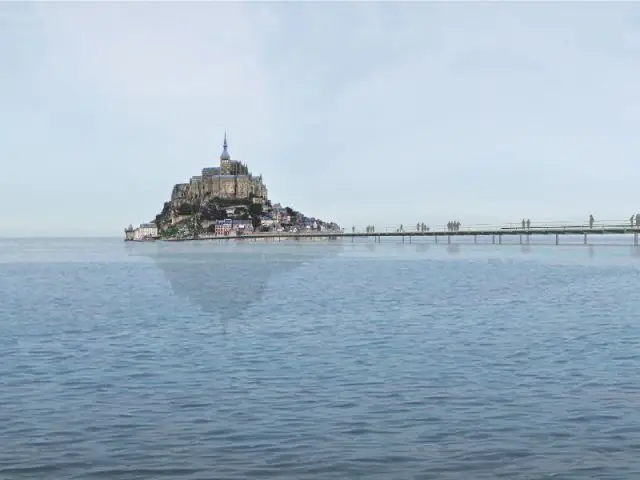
[352, 236, 354, 243]
[584, 233, 587, 245]
[474, 235, 477, 244]
[447, 235, 451, 244]
[635, 233, 638, 247]
[435, 235, 438, 244]
[402, 236, 405, 243]
[409, 235, 412, 244]
[499, 234, 502, 245]
[492, 235, 495, 244]
[555, 234, 559, 245]
[519, 234, 522, 244]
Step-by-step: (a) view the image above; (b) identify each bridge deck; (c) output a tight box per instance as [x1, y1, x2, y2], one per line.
[163, 226, 640, 241]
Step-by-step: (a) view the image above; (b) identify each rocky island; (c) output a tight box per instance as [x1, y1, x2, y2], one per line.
[125, 134, 341, 241]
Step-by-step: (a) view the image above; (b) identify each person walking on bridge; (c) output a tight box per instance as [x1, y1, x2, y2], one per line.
[589, 214, 594, 229]
[526, 218, 531, 230]
[521, 218, 526, 229]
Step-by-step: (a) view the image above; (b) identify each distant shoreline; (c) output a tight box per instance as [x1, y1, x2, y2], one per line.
[126, 234, 343, 243]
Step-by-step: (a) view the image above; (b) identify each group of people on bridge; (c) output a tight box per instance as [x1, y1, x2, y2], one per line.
[446, 221, 461, 231]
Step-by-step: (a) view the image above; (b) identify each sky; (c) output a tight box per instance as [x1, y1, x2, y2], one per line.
[1, 1, 640, 236]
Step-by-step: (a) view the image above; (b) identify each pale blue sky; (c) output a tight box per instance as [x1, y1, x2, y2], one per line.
[1, 1, 639, 236]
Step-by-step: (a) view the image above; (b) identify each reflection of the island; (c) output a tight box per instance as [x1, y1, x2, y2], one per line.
[128, 239, 344, 319]
[447, 244, 460, 255]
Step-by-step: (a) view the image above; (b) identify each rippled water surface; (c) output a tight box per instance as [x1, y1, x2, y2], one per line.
[2, 237, 640, 479]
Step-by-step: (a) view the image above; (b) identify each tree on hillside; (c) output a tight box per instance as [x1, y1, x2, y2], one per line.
[248, 203, 263, 218]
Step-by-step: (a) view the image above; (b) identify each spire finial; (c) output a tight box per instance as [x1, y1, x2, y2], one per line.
[223, 131, 227, 149]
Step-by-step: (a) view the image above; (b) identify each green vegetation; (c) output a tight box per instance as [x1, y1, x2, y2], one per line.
[160, 225, 179, 238]
[200, 200, 228, 221]
[155, 201, 172, 227]
[248, 203, 263, 217]
[177, 203, 194, 216]
[208, 197, 251, 208]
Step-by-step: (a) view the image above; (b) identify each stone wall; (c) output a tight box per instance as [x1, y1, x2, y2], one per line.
[171, 175, 267, 204]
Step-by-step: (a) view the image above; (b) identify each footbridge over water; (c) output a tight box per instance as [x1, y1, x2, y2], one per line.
[168, 219, 640, 247]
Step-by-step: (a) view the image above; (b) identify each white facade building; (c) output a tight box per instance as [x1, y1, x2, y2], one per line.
[132, 223, 158, 240]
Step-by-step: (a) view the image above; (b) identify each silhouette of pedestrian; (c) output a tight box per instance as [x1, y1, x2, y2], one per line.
[589, 214, 594, 229]
[521, 218, 525, 229]
[526, 218, 531, 230]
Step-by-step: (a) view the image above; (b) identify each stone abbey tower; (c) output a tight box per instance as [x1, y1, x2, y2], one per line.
[170, 133, 268, 204]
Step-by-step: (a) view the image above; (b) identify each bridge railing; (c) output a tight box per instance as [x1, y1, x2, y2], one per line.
[364, 219, 633, 234]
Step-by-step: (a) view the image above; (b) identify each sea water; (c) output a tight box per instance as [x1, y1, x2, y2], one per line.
[1, 236, 640, 479]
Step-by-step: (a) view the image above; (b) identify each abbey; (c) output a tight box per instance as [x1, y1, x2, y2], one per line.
[171, 133, 268, 204]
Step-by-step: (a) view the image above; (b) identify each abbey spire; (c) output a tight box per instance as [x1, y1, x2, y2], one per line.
[220, 132, 231, 161]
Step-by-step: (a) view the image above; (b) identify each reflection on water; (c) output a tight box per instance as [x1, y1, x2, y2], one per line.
[447, 244, 460, 255]
[5, 238, 640, 479]
[123, 239, 640, 324]
[127, 240, 344, 319]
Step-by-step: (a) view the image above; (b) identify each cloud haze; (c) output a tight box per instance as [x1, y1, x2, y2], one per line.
[1, 2, 639, 236]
